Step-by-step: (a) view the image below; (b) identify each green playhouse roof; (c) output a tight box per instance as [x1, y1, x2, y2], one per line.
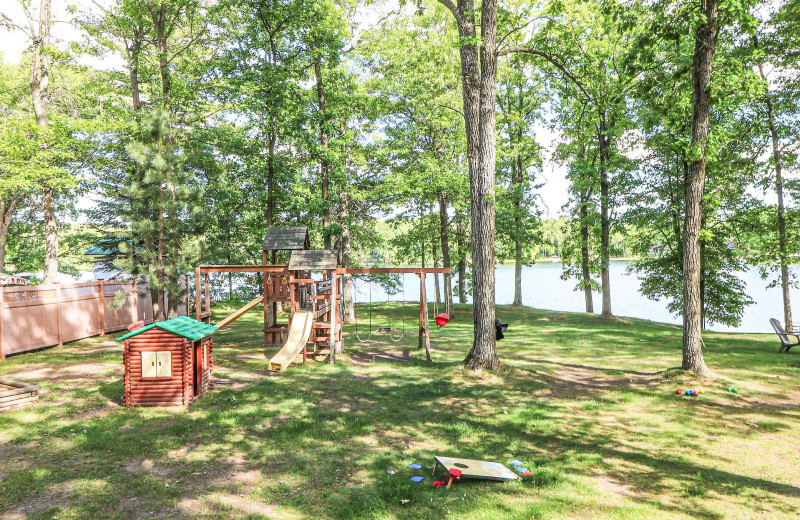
[116, 316, 218, 342]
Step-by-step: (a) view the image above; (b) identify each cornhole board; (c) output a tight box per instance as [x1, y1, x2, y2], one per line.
[432, 456, 518, 482]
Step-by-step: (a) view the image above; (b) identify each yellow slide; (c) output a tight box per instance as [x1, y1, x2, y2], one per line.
[269, 311, 314, 371]
[216, 295, 264, 330]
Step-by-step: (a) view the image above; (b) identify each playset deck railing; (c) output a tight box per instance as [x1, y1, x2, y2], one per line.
[0, 280, 161, 358]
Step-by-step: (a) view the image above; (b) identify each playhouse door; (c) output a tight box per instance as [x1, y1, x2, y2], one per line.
[193, 342, 202, 396]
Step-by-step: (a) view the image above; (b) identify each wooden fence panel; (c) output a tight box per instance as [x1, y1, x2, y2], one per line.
[59, 284, 102, 343]
[1, 280, 163, 358]
[1, 287, 59, 355]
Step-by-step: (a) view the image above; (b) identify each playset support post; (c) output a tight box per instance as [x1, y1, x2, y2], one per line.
[195, 266, 201, 320]
[204, 274, 210, 316]
[418, 272, 431, 362]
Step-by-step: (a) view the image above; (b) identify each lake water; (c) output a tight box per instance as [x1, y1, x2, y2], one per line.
[351, 260, 799, 334]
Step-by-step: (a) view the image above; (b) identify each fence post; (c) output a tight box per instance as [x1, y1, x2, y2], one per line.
[98, 279, 105, 336]
[55, 282, 63, 347]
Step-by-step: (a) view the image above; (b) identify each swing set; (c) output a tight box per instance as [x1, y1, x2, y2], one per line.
[337, 267, 449, 363]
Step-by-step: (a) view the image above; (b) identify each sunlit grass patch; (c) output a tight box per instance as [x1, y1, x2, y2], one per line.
[0, 303, 799, 518]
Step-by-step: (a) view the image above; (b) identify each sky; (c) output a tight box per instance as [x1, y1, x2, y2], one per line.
[0, 0, 573, 220]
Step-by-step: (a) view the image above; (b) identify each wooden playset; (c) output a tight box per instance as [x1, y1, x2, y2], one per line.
[118, 226, 449, 406]
[117, 316, 217, 406]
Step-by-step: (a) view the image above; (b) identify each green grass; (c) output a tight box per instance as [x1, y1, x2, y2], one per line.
[1, 303, 799, 519]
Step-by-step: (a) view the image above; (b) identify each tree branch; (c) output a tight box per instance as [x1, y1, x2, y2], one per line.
[500, 47, 595, 103]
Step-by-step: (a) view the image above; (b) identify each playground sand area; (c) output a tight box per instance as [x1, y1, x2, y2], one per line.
[1, 303, 799, 519]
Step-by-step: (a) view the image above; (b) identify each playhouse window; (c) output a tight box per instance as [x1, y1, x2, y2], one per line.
[141, 351, 172, 378]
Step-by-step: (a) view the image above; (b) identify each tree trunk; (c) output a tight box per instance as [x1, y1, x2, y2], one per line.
[30, 0, 57, 284]
[0, 196, 23, 274]
[0, 202, 7, 274]
[157, 186, 166, 321]
[599, 115, 612, 317]
[757, 60, 792, 329]
[444, 0, 499, 370]
[439, 194, 454, 317]
[431, 203, 441, 309]
[580, 194, 594, 313]
[513, 152, 524, 306]
[341, 195, 355, 323]
[456, 209, 467, 305]
[682, 0, 718, 377]
[314, 54, 331, 250]
[267, 128, 276, 227]
[41, 187, 59, 283]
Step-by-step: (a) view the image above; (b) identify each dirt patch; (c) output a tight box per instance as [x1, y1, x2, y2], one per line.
[3, 363, 119, 386]
[0, 481, 76, 519]
[125, 456, 174, 477]
[349, 349, 410, 366]
[594, 474, 639, 499]
[539, 364, 664, 395]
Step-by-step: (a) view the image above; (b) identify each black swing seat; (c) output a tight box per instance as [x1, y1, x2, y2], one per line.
[770, 318, 800, 353]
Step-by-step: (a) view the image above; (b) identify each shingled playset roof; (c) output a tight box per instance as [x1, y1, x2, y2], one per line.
[287, 250, 339, 271]
[262, 227, 310, 251]
[116, 316, 218, 342]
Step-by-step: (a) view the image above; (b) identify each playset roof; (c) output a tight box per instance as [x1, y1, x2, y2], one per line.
[116, 316, 218, 342]
[287, 250, 339, 271]
[262, 227, 310, 251]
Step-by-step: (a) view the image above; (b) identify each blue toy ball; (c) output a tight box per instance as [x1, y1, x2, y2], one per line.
[685, 391, 692, 396]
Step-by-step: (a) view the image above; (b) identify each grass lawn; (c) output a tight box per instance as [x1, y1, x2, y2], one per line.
[1, 303, 799, 519]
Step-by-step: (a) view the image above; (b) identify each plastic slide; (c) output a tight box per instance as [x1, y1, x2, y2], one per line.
[215, 295, 264, 330]
[269, 311, 314, 371]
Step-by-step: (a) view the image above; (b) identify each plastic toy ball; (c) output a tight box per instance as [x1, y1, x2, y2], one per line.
[694, 390, 701, 395]
[676, 389, 682, 395]
[685, 391, 692, 396]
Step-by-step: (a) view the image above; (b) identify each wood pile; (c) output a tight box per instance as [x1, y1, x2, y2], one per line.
[0, 378, 40, 411]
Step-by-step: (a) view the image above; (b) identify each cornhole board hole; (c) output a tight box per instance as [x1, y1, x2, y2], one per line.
[0, 378, 40, 412]
[432, 456, 518, 482]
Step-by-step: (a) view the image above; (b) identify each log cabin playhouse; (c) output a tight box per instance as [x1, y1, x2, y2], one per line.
[117, 316, 217, 407]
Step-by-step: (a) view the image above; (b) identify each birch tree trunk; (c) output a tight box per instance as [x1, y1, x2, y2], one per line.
[682, 0, 718, 377]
